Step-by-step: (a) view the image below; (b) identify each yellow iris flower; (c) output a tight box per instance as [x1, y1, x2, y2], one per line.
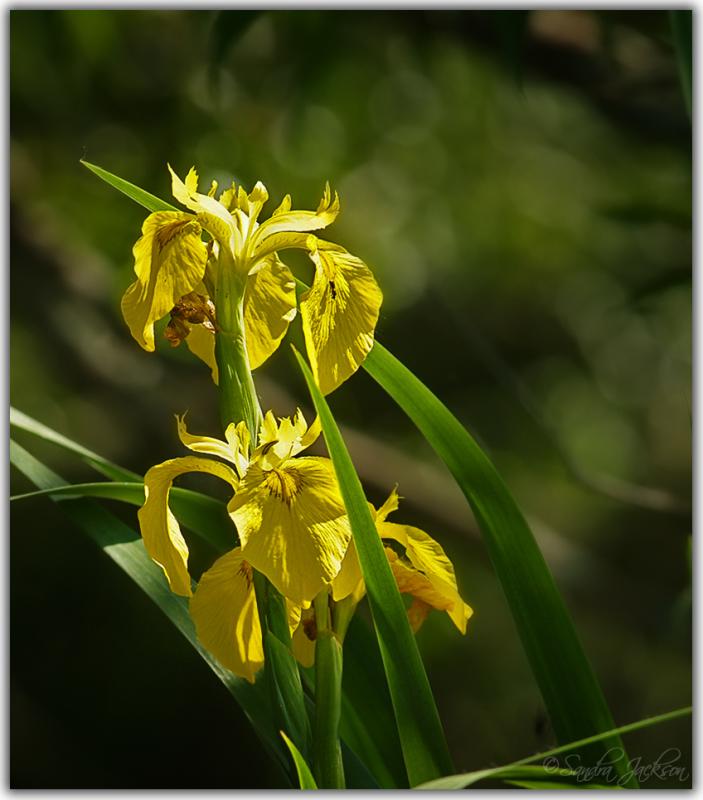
[291, 489, 473, 668]
[121, 166, 383, 394]
[137, 409, 351, 679]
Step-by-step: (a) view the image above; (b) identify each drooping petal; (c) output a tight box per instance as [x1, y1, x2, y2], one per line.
[175, 415, 238, 467]
[190, 548, 264, 683]
[229, 456, 351, 605]
[379, 522, 472, 633]
[290, 606, 317, 668]
[139, 456, 240, 597]
[300, 238, 383, 395]
[121, 211, 208, 351]
[184, 323, 219, 383]
[331, 540, 365, 603]
[249, 183, 340, 254]
[243, 256, 297, 370]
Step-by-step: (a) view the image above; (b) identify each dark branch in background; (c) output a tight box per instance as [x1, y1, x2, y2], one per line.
[430, 286, 691, 516]
[209, 9, 690, 144]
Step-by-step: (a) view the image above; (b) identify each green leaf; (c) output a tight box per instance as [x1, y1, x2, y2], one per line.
[81, 160, 179, 213]
[11, 406, 139, 481]
[10, 439, 292, 785]
[11, 481, 235, 554]
[293, 348, 453, 787]
[505, 780, 619, 789]
[416, 706, 691, 790]
[281, 731, 318, 789]
[79, 160, 640, 785]
[362, 342, 637, 786]
[11, 420, 380, 788]
[670, 11, 692, 117]
[340, 615, 407, 789]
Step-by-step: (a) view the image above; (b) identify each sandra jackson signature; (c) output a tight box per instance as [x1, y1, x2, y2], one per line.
[543, 748, 690, 786]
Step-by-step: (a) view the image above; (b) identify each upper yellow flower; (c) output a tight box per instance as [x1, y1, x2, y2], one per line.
[121, 166, 383, 394]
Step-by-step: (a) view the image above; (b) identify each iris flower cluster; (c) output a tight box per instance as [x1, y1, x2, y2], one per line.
[123, 166, 472, 681]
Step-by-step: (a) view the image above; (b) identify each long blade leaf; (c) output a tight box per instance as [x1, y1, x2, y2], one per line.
[416, 706, 691, 790]
[362, 342, 636, 785]
[82, 161, 637, 784]
[670, 11, 692, 117]
[10, 439, 291, 784]
[11, 481, 235, 553]
[293, 348, 453, 786]
[81, 160, 179, 213]
[281, 731, 318, 789]
[11, 406, 139, 481]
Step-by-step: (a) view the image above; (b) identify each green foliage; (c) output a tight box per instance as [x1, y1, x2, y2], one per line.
[416, 705, 691, 790]
[294, 349, 453, 787]
[281, 731, 318, 789]
[670, 11, 692, 116]
[362, 342, 637, 786]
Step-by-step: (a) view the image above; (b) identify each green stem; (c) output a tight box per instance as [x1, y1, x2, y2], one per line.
[313, 592, 345, 789]
[332, 595, 357, 643]
[213, 266, 262, 439]
[253, 571, 313, 766]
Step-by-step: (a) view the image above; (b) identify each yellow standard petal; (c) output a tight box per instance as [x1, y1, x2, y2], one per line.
[139, 456, 240, 597]
[168, 164, 238, 251]
[255, 408, 321, 467]
[243, 255, 297, 370]
[300, 238, 383, 395]
[379, 521, 473, 633]
[190, 548, 264, 683]
[249, 182, 340, 255]
[229, 456, 351, 605]
[121, 211, 208, 351]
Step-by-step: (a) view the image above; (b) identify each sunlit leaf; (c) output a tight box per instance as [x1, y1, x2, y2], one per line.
[293, 348, 453, 787]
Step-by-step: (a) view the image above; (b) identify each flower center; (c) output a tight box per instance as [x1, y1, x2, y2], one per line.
[264, 467, 304, 506]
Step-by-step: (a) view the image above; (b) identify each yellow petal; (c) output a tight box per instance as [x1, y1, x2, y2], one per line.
[249, 183, 340, 254]
[249, 230, 310, 265]
[300, 239, 383, 395]
[380, 523, 472, 633]
[175, 414, 238, 467]
[229, 456, 351, 605]
[254, 408, 321, 468]
[190, 548, 264, 683]
[184, 323, 219, 383]
[331, 540, 365, 603]
[375, 485, 400, 524]
[243, 256, 297, 370]
[121, 211, 208, 351]
[168, 164, 238, 250]
[290, 606, 317, 668]
[138, 456, 240, 597]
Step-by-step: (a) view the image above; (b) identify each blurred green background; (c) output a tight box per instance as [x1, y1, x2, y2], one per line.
[10, 9, 691, 789]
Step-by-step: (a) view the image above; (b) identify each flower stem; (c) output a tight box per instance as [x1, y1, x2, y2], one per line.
[313, 592, 345, 789]
[213, 265, 262, 440]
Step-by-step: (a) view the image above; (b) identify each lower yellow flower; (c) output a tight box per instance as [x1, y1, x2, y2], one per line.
[136, 409, 351, 680]
[190, 547, 264, 683]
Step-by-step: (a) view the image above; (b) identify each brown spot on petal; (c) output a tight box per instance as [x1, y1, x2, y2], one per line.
[264, 467, 305, 506]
